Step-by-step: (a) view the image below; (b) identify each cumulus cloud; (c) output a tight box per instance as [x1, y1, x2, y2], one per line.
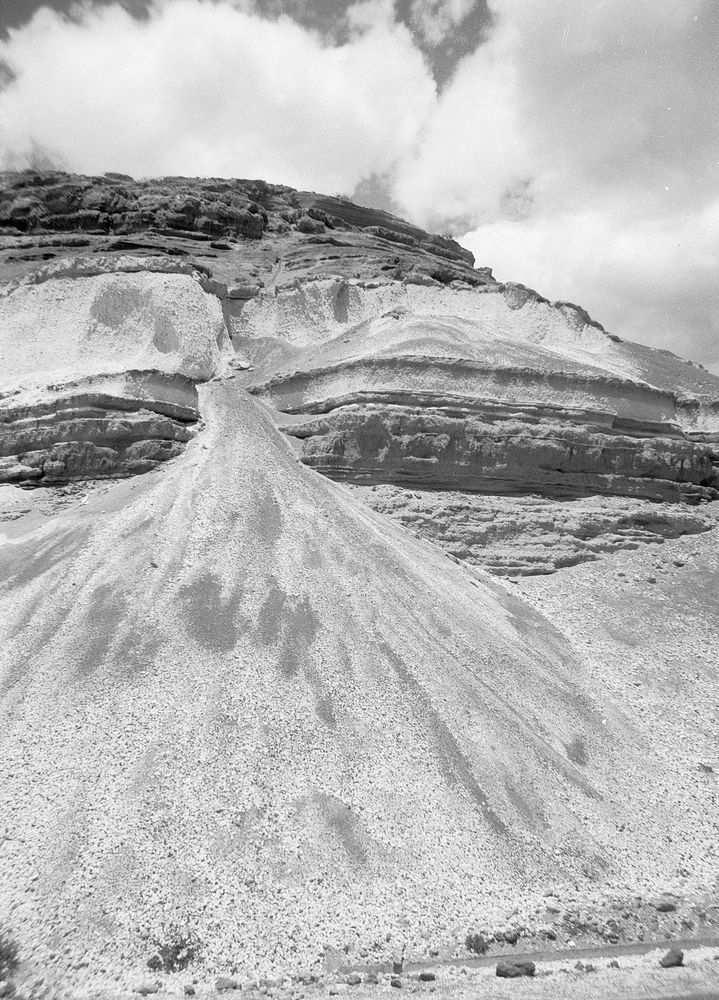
[0, 0, 435, 192]
[392, 0, 719, 369]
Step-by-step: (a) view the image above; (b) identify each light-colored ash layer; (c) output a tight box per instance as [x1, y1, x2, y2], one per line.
[0, 172, 718, 993]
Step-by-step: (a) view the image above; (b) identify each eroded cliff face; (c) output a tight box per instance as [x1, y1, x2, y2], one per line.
[2, 173, 719, 988]
[2, 171, 718, 573]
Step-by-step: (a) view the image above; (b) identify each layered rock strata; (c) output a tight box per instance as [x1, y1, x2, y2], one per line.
[245, 305, 719, 508]
[0, 371, 199, 485]
[351, 486, 714, 575]
[2, 171, 719, 558]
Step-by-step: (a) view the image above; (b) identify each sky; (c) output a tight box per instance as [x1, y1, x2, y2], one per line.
[0, 0, 717, 371]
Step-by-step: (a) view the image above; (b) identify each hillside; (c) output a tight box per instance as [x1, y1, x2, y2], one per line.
[0, 172, 718, 994]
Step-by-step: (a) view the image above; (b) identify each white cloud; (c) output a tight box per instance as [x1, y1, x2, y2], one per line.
[392, 11, 526, 231]
[391, 0, 719, 370]
[0, 0, 436, 192]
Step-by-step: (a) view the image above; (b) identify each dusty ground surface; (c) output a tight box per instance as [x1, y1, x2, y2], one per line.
[5, 943, 719, 1000]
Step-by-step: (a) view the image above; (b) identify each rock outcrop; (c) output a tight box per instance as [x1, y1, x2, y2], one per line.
[0, 371, 199, 485]
[349, 488, 714, 575]
[243, 291, 719, 573]
[2, 171, 718, 568]
[0, 248, 224, 484]
[0, 171, 479, 279]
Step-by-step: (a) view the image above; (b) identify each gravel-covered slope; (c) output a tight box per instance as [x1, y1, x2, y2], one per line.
[1, 382, 713, 990]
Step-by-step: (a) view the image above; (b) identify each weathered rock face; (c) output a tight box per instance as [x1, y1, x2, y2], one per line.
[272, 390, 716, 502]
[351, 487, 714, 575]
[0, 372, 199, 485]
[0, 257, 227, 387]
[0, 250, 223, 484]
[244, 294, 719, 539]
[0, 171, 478, 275]
[2, 170, 718, 566]
[2, 173, 719, 989]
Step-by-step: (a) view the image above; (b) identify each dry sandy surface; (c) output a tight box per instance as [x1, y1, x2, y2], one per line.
[11, 947, 719, 1000]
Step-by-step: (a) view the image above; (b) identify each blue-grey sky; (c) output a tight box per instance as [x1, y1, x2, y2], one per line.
[0, 0, 718, 372]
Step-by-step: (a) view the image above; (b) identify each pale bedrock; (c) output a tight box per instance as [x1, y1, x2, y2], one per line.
[251, 357, 681, 424]
[0, 372, 200, 485]
[352, 486, 714, 575]
[229, 280, 627, 360]
[0, 267, 227, 390]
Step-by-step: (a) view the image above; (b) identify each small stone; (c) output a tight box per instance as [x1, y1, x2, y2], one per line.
[216, 977, 241, 991]
[134, 984, 160, 996]
[297, 216, 325, 235]
[363, 974, 378, 985]
[652, 898, 677, 913]
[184, 987, 195, 996]
[390, 977, 402, 989]
[574, 961, 584, 971]
[418, 972, 436, 982]
[345, 974, 361, 987]
[496, 961, 535, 979]
[503, 930, 520, 945]
[659, 947, 684, 968]
[647, 576, 657, 584]
[608, 960, 620, 970]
